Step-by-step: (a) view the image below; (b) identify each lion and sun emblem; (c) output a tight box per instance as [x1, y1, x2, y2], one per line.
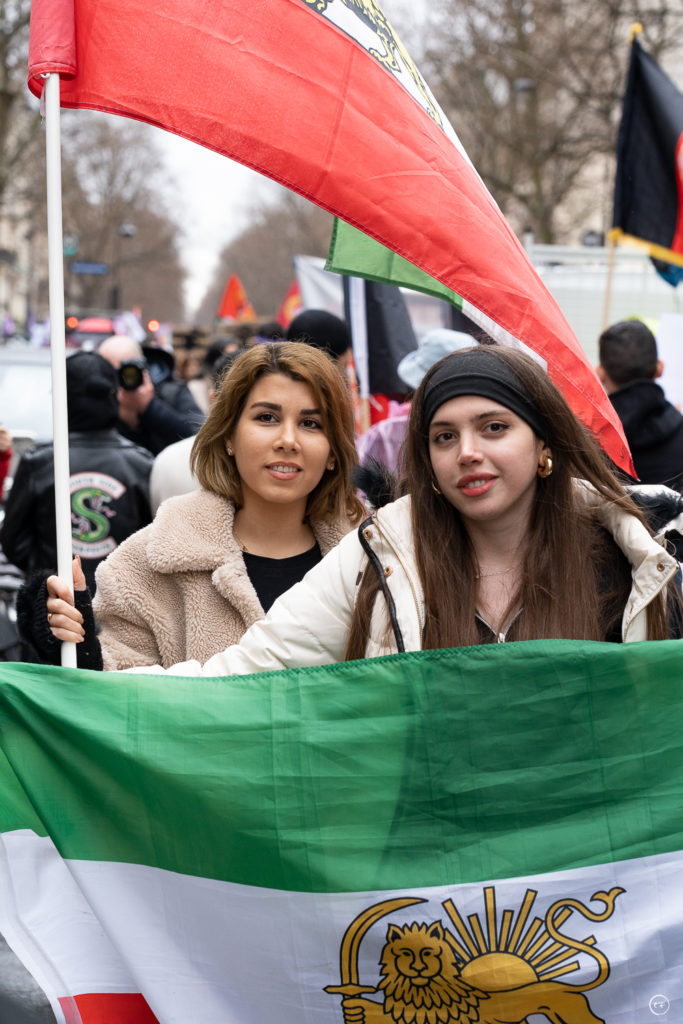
[325, 886, 624, 1024]
[300, 0, 442, 126]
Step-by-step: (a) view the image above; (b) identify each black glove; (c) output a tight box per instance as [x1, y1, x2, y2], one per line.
[16, 571, 104, 670]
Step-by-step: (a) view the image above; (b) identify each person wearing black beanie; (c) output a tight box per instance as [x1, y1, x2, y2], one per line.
[66, 350, 120, 431]
[286, 309, 351, 365]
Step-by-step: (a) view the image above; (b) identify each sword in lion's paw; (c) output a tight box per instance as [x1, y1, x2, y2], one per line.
[325, 897, 426, 1017]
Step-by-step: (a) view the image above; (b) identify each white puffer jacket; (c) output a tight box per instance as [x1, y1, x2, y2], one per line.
[136, 486, 681, 677]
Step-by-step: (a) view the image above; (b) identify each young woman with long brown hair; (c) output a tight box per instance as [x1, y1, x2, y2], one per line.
[347, 343, 681, 656]
[45, 346, 683, 675]
[28, 342, 364, 670]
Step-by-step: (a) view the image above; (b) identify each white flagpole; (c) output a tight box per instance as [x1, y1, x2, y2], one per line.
[348, 276, 371, 432]
[43, 72, 76, 668]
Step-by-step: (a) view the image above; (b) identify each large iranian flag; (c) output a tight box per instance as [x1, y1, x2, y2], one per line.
[27, 0, 632, 473]
[0, 641, 682, 1022]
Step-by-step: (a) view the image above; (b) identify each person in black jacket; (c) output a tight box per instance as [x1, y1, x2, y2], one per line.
[0, 350, 153, 594]
[598, 320, 683, 493]
[97, 335, 204, 455]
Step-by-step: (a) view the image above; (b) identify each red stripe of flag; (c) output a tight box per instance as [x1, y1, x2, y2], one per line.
[60, 993, 159, 1024]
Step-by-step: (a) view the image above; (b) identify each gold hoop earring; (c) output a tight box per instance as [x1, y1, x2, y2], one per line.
[431, 480, 442, 495]
[537, 455, 553, 478]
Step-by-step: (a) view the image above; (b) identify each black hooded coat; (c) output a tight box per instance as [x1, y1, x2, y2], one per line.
[609, 379, 683, 492]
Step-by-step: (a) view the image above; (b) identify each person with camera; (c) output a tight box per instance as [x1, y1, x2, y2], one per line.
[1, 351, 153, 611]
[98, 335, 203, 456]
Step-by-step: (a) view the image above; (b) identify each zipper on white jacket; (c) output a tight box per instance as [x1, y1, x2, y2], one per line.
[476, 608, 522, 643]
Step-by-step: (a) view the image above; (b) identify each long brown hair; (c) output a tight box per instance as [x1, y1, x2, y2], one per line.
[346, 346, 673, 657]
[191, 342, 364, 524]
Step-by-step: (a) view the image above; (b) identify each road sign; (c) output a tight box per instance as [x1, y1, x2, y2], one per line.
[70, 261, 109, 275]
[63, 233, 79, 257]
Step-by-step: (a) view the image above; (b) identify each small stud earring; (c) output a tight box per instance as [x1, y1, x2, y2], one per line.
[327, 461, 335, 471]
[227, 446, 234, 456]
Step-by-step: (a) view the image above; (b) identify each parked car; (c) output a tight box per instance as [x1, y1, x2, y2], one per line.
[0, 345, 55, 455]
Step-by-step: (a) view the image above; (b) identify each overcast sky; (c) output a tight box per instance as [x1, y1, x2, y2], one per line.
[154, 130, 278, 317]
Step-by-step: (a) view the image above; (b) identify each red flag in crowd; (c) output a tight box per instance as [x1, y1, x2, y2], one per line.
[276, 279, 303, 328]
[217, 274, 257, 322]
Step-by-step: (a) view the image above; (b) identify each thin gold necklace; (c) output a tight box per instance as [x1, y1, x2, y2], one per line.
[233, 529, 250, 554]
[475, 562, 521, 580]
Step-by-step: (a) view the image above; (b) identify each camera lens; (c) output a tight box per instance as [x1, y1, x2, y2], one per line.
[118, 360, 146, 391]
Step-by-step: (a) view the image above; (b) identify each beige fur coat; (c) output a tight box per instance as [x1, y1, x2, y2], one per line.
[92, 489, 353, 670]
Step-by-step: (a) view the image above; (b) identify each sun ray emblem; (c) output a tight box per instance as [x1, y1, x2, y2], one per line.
[441, 886, 618, 992]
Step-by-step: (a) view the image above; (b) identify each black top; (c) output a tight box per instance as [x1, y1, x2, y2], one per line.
[243, 544, 322, 612]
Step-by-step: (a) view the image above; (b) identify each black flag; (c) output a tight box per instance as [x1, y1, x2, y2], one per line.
[343, 278, 417, 394]
[611, 35, 683, 285]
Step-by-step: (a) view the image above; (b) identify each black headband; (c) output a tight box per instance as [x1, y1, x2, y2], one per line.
[421, 349, 547, 439]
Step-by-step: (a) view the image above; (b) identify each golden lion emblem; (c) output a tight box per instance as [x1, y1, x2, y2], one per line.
[300, 0, 442, 126]
[325, 888, 624, 1024]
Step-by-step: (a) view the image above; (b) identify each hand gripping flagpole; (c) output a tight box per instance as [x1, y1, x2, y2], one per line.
[43, 72, 76, 668]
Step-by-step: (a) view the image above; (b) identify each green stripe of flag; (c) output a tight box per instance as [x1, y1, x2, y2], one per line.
[326, 218, 464, 307]
[0, 640, 681, 892]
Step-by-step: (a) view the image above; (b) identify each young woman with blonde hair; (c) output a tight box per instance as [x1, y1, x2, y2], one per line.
[29, 342, 363, 669]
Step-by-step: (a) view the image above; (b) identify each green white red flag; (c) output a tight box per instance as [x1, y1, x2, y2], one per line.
[27, 0, 633, 473]
[0, 642, 682, 1021]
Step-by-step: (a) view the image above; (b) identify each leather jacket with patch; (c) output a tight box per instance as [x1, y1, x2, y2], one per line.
[1, 429, 153, 592]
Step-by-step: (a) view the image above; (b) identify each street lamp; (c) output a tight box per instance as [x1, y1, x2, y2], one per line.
[109, 222, 137, 310]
